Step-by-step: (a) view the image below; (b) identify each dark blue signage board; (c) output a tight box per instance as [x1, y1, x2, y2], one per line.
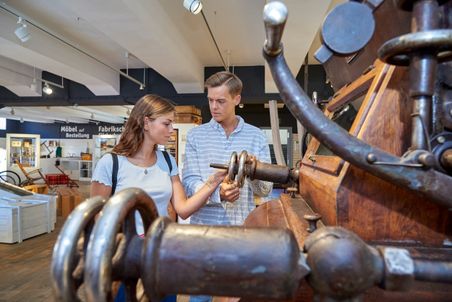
[1, 120, 125, 139]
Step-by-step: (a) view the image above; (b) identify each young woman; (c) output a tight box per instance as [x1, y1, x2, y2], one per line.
[91, 94, 226, 223]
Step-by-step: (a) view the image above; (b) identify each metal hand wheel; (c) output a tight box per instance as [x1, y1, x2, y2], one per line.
[51, 196, 106, 301]
[84, 188, 159, 301]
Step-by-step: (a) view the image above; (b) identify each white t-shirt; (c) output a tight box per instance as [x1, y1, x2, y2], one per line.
[91, 151, 178, 218]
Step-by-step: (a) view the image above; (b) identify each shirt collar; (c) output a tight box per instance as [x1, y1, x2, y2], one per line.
[209, 116, 244, 134]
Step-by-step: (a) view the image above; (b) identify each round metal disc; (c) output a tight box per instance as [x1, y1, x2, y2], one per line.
[321, 2, 375, 55]
[236, 151, 248, 187]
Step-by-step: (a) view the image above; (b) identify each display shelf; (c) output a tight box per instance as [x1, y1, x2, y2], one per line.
[79, 160, 92, 181]
[7, 133, 40, 169]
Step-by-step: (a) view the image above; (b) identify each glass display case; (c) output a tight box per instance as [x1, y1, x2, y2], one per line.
[6, 133, 41, 169]
[92, 135, 120, 168]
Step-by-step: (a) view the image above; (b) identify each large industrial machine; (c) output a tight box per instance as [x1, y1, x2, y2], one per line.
[50, 0, 452, 301]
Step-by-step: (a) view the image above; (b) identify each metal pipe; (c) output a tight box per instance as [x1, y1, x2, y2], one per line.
[262, 2, 452, 208]
[414, 259, 452, 283]
[409, 0, 439, 150]
[201, 10, 228, 71]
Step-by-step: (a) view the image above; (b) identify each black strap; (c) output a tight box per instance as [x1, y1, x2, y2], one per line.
[111, 153, 118, 196]
[162, 150, 173, 173]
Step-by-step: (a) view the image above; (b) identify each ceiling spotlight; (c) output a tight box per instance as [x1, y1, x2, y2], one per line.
[43, 83, 53, 95]
[90, 113, 95, 119]
[239, 103, 244, 109]
[183, 0, 203, 14]
[139, 84, 144, 90]
[10, 107, 15, 115]
[20, 117, 24, 123]
[14, 17, 31, 43]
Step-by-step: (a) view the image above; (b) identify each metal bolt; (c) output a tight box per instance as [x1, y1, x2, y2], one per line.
[367, 153, 377, 163]
[437, 136, 446, 144]
[304, 213, 322, 233]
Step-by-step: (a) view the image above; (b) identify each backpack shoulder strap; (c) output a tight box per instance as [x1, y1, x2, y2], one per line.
[162, 150, 173, 174]
[111, 153, 118, 196]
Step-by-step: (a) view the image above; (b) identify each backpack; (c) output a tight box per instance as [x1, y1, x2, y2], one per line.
[110, 151, 173, 195]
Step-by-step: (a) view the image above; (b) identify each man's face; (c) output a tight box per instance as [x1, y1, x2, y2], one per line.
[207, 84, 241, 123]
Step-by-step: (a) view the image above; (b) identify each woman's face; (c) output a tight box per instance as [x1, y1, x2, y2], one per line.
[144, 112, 175, 145]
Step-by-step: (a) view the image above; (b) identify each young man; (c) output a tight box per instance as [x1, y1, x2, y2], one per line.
[182, 71, 272, 226]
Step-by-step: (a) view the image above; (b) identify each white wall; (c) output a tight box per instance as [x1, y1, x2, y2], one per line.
[41, 138, 93, 158]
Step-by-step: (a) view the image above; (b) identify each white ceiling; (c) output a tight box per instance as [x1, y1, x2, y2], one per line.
[0, 0, 337, 124]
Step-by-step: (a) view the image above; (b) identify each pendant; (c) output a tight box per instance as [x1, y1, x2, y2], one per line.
[144, 169, 148, 175]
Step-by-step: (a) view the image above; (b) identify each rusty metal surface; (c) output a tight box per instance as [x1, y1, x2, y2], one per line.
[51, 187, 452, 301]
[304, 227, 384, 300]
[262, 1, 452, 209]
[378, 29, 452, 65]
[142, 216, 307, 301]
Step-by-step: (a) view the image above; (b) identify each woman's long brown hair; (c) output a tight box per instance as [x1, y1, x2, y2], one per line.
[112, 94, 175, 157]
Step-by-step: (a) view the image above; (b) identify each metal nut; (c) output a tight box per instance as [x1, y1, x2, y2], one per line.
[379, 247, 414, 291]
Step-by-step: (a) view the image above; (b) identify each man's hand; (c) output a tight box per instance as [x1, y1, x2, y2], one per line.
[219, 175, 240, 203]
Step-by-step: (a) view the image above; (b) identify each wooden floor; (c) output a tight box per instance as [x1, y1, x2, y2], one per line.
[0, 217, 64, 302]
[0, 182, 91, 302]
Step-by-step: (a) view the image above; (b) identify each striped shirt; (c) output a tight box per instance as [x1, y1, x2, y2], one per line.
[182, 116, 272, 225]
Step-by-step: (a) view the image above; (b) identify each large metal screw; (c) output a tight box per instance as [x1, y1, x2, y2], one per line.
[286, 187, 297, 198]
[304, 213, 322, 233]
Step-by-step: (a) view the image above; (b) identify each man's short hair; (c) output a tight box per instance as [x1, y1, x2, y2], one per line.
[205, 71, 243, 97]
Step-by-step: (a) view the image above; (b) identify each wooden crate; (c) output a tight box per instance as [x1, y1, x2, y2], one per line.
[0, 197, 56, 243]
[175, 105, 202, 125]
[23, 184, 48, 194]
[55, 187, 84, 218]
